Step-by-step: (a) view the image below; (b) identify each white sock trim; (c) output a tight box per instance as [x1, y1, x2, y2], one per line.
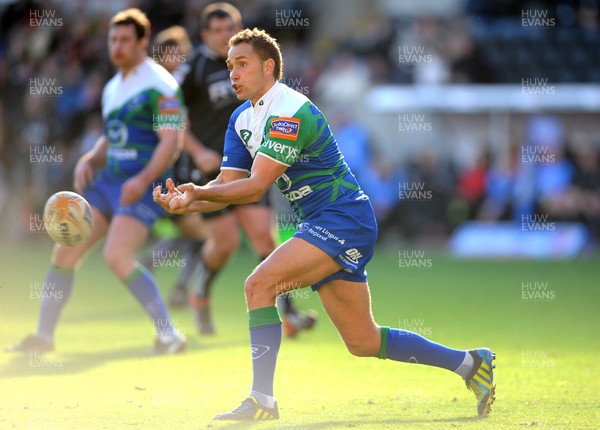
[250, 390, 276, 408]
[454, 351, 474, 379]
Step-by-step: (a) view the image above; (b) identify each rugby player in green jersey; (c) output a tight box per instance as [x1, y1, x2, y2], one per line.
[154, 28, 495, 420]
[8, 8, 186, 355]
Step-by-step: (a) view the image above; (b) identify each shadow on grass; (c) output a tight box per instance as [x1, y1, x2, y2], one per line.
[211, 415, 488, 429]
[0, 337, 247, 378]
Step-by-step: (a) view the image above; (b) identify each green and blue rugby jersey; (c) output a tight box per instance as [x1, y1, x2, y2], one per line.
[102, 57, 184, 179]
[221, 82, 367, 221]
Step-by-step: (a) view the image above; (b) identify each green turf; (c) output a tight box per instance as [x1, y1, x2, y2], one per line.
[0, 240, 598, 429]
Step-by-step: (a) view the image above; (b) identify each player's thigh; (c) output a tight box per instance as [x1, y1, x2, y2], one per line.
[233, 204, 276, 255]
[204, 211, 240, 251]
[317, 279, 379, 355]
[174, 214, 207, 242]
[51, 207, 109, 268]
[103, 215, 149, 277]
[251, 237, 342, 292]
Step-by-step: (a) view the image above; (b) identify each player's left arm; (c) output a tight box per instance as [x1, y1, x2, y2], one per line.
[168, 155, 286, 210]
[200, 155, 286, 203]
[184, 110, 316, 205]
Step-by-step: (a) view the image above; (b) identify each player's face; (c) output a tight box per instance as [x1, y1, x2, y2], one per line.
[227, 42, 275, 105]
[202, 17, 240, 59]
[108, 24, 147, 71]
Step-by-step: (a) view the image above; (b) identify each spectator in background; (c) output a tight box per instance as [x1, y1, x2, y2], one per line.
[394, 15, 450, 84]
[361, 155, 403, 241]
[399, 148, 457, 240]
[571, 144, 600, 238]
[515, 115, 573, 222]
[329, 105, 371, 181]
[446, 17, 497, 83]
[458, 147, 492, 219]
[329, 105, 402, 237]
[314, 49, 370, 106]
[540, 142, 600, 236]
[0, 1, 112, 228]
[477, 144, 519, 221]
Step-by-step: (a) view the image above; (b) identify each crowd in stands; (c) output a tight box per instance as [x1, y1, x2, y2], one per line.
[1, 0, 598, 243]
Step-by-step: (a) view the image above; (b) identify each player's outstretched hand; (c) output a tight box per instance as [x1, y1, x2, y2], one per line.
[153, 178, 179, 212]
[173, 182, 200, 210]
[153, 178, 197, 214]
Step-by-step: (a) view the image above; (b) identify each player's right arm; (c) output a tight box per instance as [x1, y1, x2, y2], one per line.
[153, 169, 246, 214]
[74, 135, 108, 193]
[154, 106, 252, 213]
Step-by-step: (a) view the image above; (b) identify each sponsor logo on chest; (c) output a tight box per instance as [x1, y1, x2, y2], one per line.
[261, 139, 299, 159]
[268, 117, 300, 141]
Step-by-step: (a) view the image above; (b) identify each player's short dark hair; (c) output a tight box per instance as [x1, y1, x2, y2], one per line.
[154, 26, 192, 56]
[229, 28, 283, 81]
[200, 2, 242, 30]
[109, 8, 151, 40]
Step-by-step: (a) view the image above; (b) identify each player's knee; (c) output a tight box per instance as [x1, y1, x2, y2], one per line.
[102, 246, 129, 278]
[51, 246, 81, 269]
[244, 272, 261, 299]
[244, 271, 276, 303]
[102, 246, 118, 270]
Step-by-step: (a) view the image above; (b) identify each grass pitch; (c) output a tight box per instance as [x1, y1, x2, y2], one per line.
[0, 240, 598, 429]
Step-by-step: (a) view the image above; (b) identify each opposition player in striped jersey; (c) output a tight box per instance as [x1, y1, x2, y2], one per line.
[154, 28, 495, 419]
[7, 8, 186, 355]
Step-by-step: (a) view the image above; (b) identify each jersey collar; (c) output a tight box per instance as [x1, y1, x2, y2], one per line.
[254, 81, 281, 111]
[119, 57, 149, 80]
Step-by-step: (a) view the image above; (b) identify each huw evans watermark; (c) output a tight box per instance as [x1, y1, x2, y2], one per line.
[521, 145, 555, 163]
[275, 9, 309, 29]
[399, 114, 432, 133]
[399, 182, 432, 201]
[29, 9, 63, 29]
[521, 281, 556, 301]
[521, 214, 555, 231]
[398, 45, 433, 64]
[30, 77, 63, 97]
[522, 10, 556, 29]
[399, 250, 433, 268]
[521, 77, 555, 95]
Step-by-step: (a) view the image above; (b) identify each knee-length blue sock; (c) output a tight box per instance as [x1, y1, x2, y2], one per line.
[124, 265, 176, 339]
[36, 266, 74, 340]
[378, 326, 470, 375]
[248, 306, 281, 408]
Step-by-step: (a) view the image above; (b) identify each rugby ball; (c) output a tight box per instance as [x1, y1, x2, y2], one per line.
[43, 191, 94, 247]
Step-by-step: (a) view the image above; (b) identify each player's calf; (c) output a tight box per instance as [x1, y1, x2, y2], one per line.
[341, 327, 381, 357]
